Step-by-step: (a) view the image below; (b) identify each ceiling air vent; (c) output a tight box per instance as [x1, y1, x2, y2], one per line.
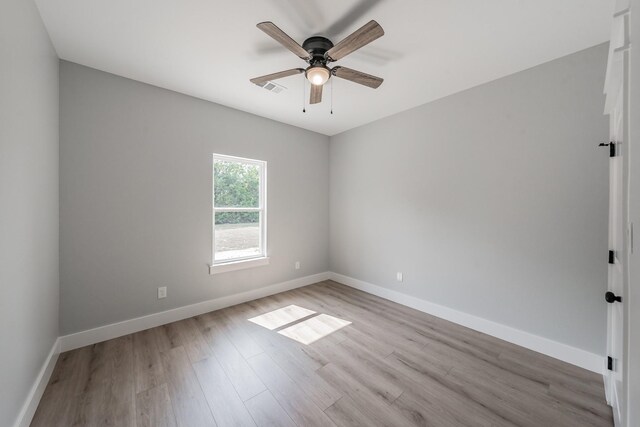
[255, 81, 286, 93]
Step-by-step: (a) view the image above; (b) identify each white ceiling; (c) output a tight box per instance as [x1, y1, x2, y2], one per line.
[35, 0, 612, 136]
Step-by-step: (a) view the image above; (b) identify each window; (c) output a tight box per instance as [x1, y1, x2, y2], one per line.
[210, 154, 267, 274]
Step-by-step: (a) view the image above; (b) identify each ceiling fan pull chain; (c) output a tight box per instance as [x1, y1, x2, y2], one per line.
[330, 78, 333, 115]
[302, 77, 306, 113]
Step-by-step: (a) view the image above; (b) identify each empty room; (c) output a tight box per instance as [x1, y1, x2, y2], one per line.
[2, 0, 639, 426]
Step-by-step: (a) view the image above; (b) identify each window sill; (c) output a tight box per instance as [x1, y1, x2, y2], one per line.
[209, 257, 270, 275]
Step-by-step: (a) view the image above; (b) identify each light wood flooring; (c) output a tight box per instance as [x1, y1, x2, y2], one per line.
[31, 281, 613, 426]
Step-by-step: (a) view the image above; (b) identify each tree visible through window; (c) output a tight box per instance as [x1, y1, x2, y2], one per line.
[212, 154, 266, 263]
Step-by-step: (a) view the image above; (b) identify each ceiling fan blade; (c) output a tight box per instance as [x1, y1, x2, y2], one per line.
[310, 84, 323, 104]
[250, 68, 305, 85]
[332, 66, 383, 88]
[325, 20, 384, 61]
[257, 22, 311, 60]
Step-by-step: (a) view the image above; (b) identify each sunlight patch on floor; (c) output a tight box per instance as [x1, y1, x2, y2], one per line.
[277, 313, 352, 345]
[247, 304, 316, 330]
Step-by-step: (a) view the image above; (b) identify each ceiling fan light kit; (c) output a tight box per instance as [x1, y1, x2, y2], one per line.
[306, 66, 330, 85]
[251, 19, 385, 108]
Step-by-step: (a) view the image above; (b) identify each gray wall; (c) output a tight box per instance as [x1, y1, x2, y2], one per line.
[59, 62, 329, 335]
[329, 44, 609, 355]
[0, 0, 59, 425]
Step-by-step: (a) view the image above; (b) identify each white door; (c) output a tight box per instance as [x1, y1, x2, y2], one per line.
[603, 3, 630, 425]
[606, 97, 627, 426]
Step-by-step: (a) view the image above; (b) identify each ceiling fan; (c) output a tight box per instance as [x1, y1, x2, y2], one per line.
[250, 20, 384, 105]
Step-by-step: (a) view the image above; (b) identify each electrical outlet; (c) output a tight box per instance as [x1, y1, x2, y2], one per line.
[396, 272, 403, 282]
[295, 261, 300, 270]
[158, 286, 167, 299]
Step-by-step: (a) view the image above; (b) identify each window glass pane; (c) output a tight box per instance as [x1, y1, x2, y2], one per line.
[214, 160, 260, 208]
[214, 211, 260, 261]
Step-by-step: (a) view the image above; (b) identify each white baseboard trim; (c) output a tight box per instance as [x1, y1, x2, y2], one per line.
[13, 338, 61, 427]
[59, 272, 331, 352]
[329, 272, 605, 374]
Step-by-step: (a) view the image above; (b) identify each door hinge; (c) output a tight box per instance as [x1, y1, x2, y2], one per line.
[599, 141, 617, 157]
[609, 250, 615, 264]
[607, 356, 614, 371]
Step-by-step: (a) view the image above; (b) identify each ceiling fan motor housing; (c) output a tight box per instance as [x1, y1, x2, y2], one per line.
[302, 36, 334, 66]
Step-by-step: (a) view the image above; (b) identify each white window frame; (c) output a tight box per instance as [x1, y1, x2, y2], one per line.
[210, 153, 268, 274]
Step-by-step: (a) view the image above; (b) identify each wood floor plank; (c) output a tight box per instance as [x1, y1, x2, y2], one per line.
[192, 356, 257, 427]
[314, 338, 405, 404]
[30, 376, 75, 427]
[133, 328, 166, 393]
[544, 384, 613, 427]
[446, 367, 608, 427]
[317, 362, 413, 427]
[385, 346, 452, 378]
[241, 312, 324, 370]
[247, 352, 337, 427]
[499, 349, 605, 398]
[348, 337, 520, 426]
[135, 383, 178, 427]
[216, 309, 265, 359]
[71, 336, 136, 427]
[171, 318, 215, 363]
[244, 390, 297, 427]
[505, 347, 603, 384]
[396, 375, 517, 427]
[247, 325, 342, 410]
[324, 395, 382, 427]
[30, 347, 94, 426]
[201, 317, 266, 401]
[151, 322, 185, 351]
[347, 338, 516, 426]
[410, 333, 548, 396]
[33, 281, 612, 427]
[391, 390, 474, 427]
[392, 337, 611, 426]
[160, 346, 216, 427]
[65, 335, 135, 426]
